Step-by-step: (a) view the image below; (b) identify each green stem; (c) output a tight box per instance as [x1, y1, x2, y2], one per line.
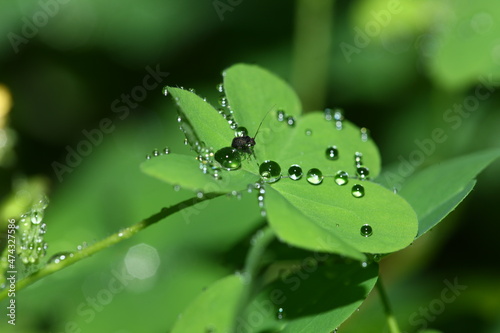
[233, 226, 275, 327]
[291, 0, 334, 111]
[376, 277, 401, 333]
[243, 226, 275, 283]
[0, 193, 222, 301]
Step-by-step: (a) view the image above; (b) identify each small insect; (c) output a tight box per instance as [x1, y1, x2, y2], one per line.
[231, 109, 273, 158]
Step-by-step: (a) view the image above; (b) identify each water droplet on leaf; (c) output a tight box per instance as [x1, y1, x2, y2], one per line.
[360, 224, 373, 237]
[259, 160, 281, 183]
[277, 110, 285, 122]
[306, 168, 323, 185]
[286, 116, 295, 127]
[162, 86, 169, 96]
[356, 166, 370, 180]
[325, 146, 339, 160]
[351, 184, 365, 198]
[305, 129, 312, 136]
[288, 164, 303, 180]
[235, 126, 248, 137]
[334, 171, 349, 185]
[277, 307, 285, 320]
[360, 127, 370, 142]
[215, 147, 241, 170]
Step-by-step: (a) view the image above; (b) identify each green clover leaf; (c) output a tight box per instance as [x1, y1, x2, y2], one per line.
[141, 63, 418, 259]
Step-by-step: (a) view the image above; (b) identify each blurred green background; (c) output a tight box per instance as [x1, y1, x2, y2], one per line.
[1, 0, 500, 332]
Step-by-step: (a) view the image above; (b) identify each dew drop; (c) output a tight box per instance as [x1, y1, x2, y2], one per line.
[356, 166, 370, 180]
[277, 307, 285, 320]
[183, 138, 189, 145]
[173, 185, 181, 192]
[306, 168, 323, 185]
[164, 147, 170, 155]
[152, 149, 160, 157]
[305, 129, 312, 136]
[214, 147, 241, 170]
[360, 224, 373, 237]
[235, 126, 248, 137]
[277, 110, 285, 122]
[334, 171, 349, 186]
[324, 108, 333, 121]
[352, 184, 365, 198]
[288, 164, 303, 180]
[30, 211, 43, 224]
[48, 251, 74, 264]
[162, 86, 169, 97]
[360, 127, 370, 142]
[188, 88, 196, 93]
[354, 152, 363, 166]
[219, 96, 228, 107]
[334, 109, 344, 130]
[196, 191, 204, 199]
[146, 155, 151, 160]
[286, 116, 296, 127]
[325, 146, 339, 160]
[259, 160, 282, 183]
[216, 83, 224, 93]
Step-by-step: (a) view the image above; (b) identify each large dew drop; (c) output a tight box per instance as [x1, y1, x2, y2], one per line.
[259, 160, 282, 183]
[351, 184, 365, 198]
[288, 164, 303, 180]
[306, 168, 323, 185]
[334, 171, 349, 185]
[360, 224, 373, 237]
[214, 147, 241, 170]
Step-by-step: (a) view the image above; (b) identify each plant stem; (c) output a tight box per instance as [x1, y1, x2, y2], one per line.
[291, 0, 334, 111]
[376, 277, 401, 333]
[0, 193, 223, 301]
[243, 226, 275, 283]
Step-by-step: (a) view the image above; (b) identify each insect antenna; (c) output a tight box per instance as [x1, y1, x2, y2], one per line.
[252, 106, 276, 139]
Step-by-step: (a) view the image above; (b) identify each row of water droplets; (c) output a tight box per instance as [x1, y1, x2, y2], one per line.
[17, 196, 49, 265]
[161, 86, 374, 237]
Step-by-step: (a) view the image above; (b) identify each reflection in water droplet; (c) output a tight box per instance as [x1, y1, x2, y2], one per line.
[286, 116, 295, 127]
[277, 110, 285, 122]
[216, 83, 224, 93]
[162, 86, 169, 97]
[360, 224, 373, 237]
[325, 146, 339, 160]
[288, 164, 303, 180]
[306, 168, 323, 185]
[334, 171, 349, 185]
[352, 184, 365, 198]
[259, 160, 282, 183]
[305, 129, 312, 136]
[164, 147, 170, 155]
[152, 149, 160, 157]
[356, 166, 370, 180]
[146, 155, 151, 160]
[215, 147, 241, 170]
